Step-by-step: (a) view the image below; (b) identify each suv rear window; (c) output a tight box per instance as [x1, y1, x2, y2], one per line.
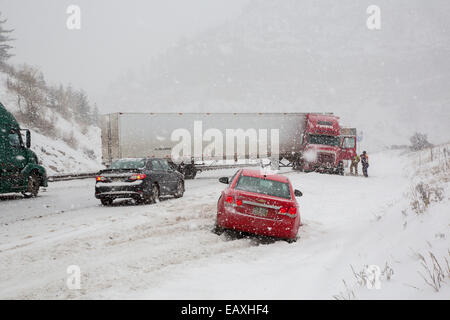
[234, 176, 291, 199]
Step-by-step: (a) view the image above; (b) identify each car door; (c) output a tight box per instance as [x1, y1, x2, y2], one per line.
[149, 159, 170, 195]
[158, 159, 178, 193]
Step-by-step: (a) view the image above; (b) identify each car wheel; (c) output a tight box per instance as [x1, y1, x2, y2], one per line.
[150, 184, 160, 204]
[142, 191, 152, 204]
[101, 198, 113, 206]
[285, 237, 297, 243]
[135, 196, 145, 205]
[174, 180, 184, 198]
[213, 224, 225, 235]
[22, 172, 40, 198]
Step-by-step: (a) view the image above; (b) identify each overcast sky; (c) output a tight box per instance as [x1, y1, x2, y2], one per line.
[0, 0, 250, 108]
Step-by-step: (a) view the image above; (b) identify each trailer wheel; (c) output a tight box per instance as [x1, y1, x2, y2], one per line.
[22, 172, 40, 198]
[184, 165, 197, 179]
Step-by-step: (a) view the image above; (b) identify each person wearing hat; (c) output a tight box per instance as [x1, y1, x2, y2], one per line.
[360, 151, 369, 177]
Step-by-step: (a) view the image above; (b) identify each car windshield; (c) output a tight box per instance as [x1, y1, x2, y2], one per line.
[309, 134, 339, 146]
[235, 175, 291, 199]
[110, 158, 145, 169]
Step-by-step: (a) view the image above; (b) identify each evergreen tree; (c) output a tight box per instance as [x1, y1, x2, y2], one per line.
[0, 12, 14, 66]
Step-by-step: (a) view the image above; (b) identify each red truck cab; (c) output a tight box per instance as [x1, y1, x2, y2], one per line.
[295, 114, 356, 175]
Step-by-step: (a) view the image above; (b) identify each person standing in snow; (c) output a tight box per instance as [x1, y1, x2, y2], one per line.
[350, 154, 360, 175]
[360, 151, 369, 177]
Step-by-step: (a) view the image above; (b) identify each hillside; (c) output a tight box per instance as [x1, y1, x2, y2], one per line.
[104, 0, 450, 151]
[0, 66, 102, 175]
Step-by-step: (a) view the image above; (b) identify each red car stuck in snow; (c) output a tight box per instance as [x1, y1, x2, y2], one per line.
[215, 169, 303, 242]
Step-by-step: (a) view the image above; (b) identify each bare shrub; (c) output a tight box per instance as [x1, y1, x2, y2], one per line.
[350, 262, 394, 287]
[82, 148, 96, 160]
[350, 264, 368, 287]
[410, 132, 433, 151]
[332, 280, 356, 300]
[417, 251, 450, 292]
[61, 130, 78, 150]
[410, 182, 444, 214]
[80, 123, 89, 135]
[382, 262, 395, 281]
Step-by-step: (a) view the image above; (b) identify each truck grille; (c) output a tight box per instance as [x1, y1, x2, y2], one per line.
[318, 153, 335, 164]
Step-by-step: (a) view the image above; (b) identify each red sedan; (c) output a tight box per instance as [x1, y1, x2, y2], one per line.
[215, 169, 303, 242]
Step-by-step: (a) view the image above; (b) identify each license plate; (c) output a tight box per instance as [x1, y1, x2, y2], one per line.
[253, 207, 268, 217]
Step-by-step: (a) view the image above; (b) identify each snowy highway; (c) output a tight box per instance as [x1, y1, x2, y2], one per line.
[0, 150, 448, 299]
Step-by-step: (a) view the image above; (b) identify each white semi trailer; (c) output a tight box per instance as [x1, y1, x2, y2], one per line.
[100, 112, 354, 178]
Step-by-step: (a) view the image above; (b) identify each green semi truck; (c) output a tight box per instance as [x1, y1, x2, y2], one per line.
[0, 102, 47, 197]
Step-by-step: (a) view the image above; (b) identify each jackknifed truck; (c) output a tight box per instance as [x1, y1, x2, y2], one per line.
[100, 112, 357, 178]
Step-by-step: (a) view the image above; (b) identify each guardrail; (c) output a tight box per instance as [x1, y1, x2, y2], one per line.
[48, 163, 263, 182]
[195, 163, 261, 171]
[48, 172, 98, 182]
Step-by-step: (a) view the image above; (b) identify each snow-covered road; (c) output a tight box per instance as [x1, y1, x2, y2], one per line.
[0, 150, 448, 299]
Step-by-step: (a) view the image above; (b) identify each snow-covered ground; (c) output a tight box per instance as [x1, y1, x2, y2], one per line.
[30, 128, 102, 176]
[0, 147, 448, 299]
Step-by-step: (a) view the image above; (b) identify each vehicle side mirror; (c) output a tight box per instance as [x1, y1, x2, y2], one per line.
[219, 177, 229, 184]
[25, 130, 31, 148]
[294, 189, 303, 197]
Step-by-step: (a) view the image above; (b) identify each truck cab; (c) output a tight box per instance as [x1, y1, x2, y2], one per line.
[0, 102, 48, 197]
[298, 114, 344, 174]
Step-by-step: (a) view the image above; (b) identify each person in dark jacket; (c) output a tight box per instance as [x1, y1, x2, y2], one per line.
[360, 151, 369, 177]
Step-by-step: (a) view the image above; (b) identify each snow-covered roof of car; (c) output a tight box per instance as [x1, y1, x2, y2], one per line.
[240, 169, 290, 183]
